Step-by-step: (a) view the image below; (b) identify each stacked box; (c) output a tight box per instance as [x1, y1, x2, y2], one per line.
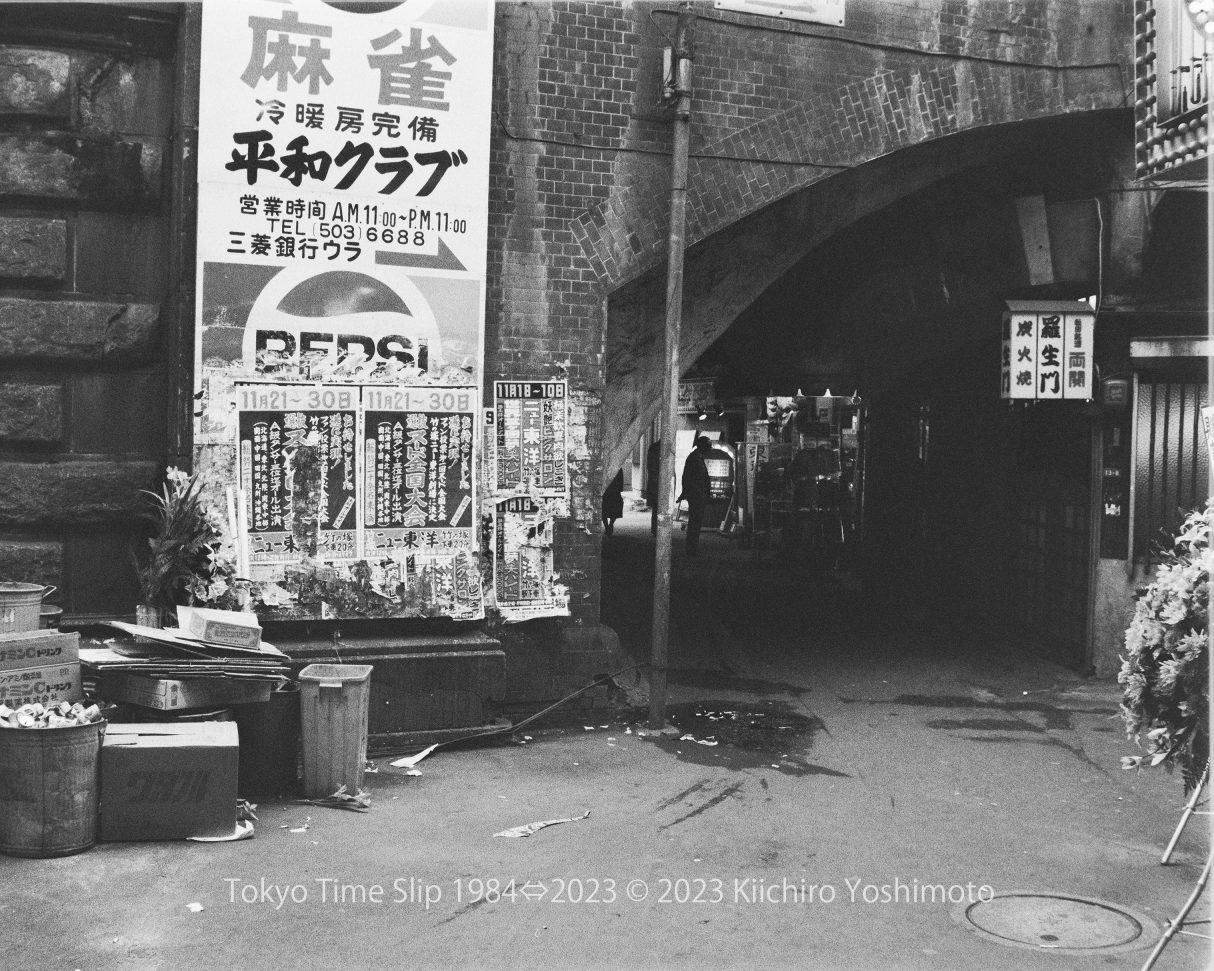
[100, 722, 239, 840]
[0, 630, 81, 708]
[98, 672, 271, 711]
[178, 606, 261, 650]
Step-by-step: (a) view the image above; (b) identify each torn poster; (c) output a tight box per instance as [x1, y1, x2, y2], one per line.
[192, 0, 494, 622]
[493, 496, 569, 622]
[491, 381, 568, 504]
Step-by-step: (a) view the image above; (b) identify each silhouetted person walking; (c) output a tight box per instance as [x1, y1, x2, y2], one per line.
[679, 436, 712, 556]
[601, 469, 624, 535]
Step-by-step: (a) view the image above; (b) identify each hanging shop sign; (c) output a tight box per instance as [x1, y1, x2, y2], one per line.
[1000, 300, 1094, 401]
[194, 0, 494, 621]
[491, 381, 569, 501]
[492, 496, 569, 623]
[677, 379, 716, 415]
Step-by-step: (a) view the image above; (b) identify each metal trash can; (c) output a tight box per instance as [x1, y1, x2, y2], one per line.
[233, 685, 301, 799]
[297, 664, 373, 799]
[0, 719, 106, 857]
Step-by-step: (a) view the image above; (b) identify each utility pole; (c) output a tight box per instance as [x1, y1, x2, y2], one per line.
[649, 5, 695, 730]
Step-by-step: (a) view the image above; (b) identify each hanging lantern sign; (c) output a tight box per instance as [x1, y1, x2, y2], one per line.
[1001, 300, 1095, 401]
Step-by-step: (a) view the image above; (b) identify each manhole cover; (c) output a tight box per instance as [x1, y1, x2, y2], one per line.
[960, 892, 1157, 954]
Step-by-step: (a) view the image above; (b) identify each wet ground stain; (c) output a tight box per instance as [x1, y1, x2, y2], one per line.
[648, 700, 849, 779]
[838, 692, 1119, 731]
[927, 718, 1044, 733]
[668, 701, 826, 751]
[963, 734, 1111, 774]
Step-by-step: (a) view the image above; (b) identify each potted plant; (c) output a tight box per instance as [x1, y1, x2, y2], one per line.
[1119, 502, 1210, 792]
[133, 467, 241, 627]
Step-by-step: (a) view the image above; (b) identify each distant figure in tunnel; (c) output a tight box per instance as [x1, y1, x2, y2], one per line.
[601, 469, 624, 535]
[679, 436, 712, 556]
[646, 439, 661, 536]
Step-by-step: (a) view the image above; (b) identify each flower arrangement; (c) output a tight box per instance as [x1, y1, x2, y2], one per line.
[134, 467, 241, 612]
[1119, 502, 1210, 791]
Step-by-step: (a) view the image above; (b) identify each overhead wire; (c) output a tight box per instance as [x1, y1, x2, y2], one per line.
[496, 6, 1132, 168]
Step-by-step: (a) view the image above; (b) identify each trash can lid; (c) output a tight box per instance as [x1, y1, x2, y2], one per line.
[297, 663, 374, 683]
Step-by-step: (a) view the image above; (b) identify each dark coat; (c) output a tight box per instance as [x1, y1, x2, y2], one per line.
[680, 448, 711, 506]
[602, 470, 624, 520]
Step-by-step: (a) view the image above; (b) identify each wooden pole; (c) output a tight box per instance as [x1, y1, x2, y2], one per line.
[649, 6, 695, 730]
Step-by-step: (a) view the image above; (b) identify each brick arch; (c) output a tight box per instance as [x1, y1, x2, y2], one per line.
[577, 55, 1125, 295]
[600, 108, 1127, 476]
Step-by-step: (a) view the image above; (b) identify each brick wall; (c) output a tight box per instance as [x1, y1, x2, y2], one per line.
[0, 1, 1134, 676]
[0, 8, 181, 618]
[487, 0, 1132, 633]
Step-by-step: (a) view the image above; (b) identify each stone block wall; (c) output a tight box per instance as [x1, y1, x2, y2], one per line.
[0, 8, 180, 617]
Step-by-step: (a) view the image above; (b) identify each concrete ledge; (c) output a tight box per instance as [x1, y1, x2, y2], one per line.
[277, 630, 505, 737]
[276, 629, 502, 661]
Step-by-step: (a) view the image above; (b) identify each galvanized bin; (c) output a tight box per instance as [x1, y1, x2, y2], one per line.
[0, 719, 105, 857]
[297, 664, 373, 799]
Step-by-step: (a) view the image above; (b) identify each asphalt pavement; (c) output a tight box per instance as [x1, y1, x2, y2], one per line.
[1, 506, 1209, 970]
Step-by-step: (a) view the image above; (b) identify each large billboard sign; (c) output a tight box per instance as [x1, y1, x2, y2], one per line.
[193, 0, 493, 621]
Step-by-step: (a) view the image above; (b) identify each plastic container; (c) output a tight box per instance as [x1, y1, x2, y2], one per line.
[0, 583, 54, 635]
[0, 719, 106, 857]
[297, 664, 373, 799]
[233, 685, 301, 799]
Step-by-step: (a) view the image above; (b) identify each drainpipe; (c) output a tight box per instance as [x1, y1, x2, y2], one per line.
[649, 5, 695, 730]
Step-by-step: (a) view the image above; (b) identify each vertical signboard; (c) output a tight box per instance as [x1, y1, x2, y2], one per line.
[488, 380, 570, 621]
[492, 496, 568, 623]
[492, 381, 569, 501]
[194, 0, 494, 620]
[1001, 302, 1094, 402]
[1063, 312, 1094, 400]
[1005, 308, 1037, 401]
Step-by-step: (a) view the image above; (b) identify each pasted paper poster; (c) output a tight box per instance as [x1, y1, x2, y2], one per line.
[194, 0, 493, 620]
[492, 381, 568, 500]
[362, 385, 476, 556]
[237, 383, 359, 566]
[493, 497, 569, 623]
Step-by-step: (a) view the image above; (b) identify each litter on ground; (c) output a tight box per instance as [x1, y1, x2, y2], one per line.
[493, 810, 591, 839]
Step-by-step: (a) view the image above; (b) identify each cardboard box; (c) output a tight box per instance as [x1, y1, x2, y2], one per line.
[178, 606, 261, 650]
[100, 722, 238, 840]
[0, 661, 82, 708]
[0, 630, 79, 673]
[98, 673, 272, 711]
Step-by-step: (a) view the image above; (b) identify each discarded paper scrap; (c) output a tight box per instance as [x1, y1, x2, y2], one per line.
[390, 743, 439, 769]
[188, 820, 255, 843]
[298, 786, 371, 812]
[493, 809, 591, 839]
